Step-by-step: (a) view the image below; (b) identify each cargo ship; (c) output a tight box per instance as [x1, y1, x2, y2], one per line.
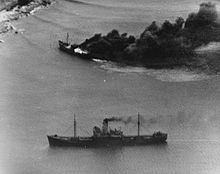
[58, 40, 91, 59]
[58, 32, 91, 59]
[47, 114, 167, 147]
[58, 33, 107, 60]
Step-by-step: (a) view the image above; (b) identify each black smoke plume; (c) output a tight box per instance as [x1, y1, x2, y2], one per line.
[103, 112, 194, 128]
[103, 115, 147, 125]
[80, 2, 220, 72]
[185, 2, 218, 28]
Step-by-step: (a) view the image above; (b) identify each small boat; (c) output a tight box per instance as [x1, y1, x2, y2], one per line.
[47, 114, 168, 147]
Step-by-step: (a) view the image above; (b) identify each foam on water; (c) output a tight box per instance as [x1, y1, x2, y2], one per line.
[97, 61, 214, 82]
[196, 42, 220, 52]
[92, 58, 108, 63]
[145, 69, 214, 82]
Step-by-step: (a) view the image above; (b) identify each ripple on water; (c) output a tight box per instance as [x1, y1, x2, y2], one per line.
[94, 60, 216, 82]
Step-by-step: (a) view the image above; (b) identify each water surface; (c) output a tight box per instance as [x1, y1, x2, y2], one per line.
[0, 0, 220, 174]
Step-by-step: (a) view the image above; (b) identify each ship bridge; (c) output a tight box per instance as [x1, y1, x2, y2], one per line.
[93, 118, 123, 137]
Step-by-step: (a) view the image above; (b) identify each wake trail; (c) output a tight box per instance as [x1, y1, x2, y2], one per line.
[62, 0, 119, 10]
[51, 6, 93, 19]
[51, 6, 80, 17]
[62, 0, 88, 5]
[94, 60, 215, 82]
[19, 34, 46, 52]
[31, 15, 81, 32]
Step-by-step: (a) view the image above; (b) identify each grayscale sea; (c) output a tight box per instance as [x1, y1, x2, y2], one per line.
[0, 0, 220, 174]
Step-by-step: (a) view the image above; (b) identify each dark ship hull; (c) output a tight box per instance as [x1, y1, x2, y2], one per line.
[58, 40, 92, 59]
[47, 134, 167, 147]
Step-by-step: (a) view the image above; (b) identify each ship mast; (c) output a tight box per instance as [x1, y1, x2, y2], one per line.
[66, 32, 69, 44]
[74, 114, 77, 137]
[138, 113, 140, 136]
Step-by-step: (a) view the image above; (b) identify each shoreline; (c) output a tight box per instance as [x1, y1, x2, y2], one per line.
[0, 0, 55, 35]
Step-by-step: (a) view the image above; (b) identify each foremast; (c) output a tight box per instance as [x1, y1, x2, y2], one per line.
[74, 114, 77, 137]
[138, 113, 140, 136]
[66, 32, 69, 44]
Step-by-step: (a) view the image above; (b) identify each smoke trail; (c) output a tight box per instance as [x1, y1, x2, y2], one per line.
[103, 117, 122, 122]
[103, 115, 148, 125]
[104, 111, 195, 127]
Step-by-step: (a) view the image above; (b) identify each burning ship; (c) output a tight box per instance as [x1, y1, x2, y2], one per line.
[47, 114, 168, 147]
[58, 33, 91, 59]
[58, 40, 91, 59]
[58, 33, 105, 60]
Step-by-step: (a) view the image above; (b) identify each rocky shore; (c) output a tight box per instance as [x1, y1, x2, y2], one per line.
[0, 0, 54, 34]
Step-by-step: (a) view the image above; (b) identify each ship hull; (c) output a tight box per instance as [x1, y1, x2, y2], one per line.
[47, 134, 167, 147]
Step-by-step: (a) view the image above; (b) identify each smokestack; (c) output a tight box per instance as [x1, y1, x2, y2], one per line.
[102, 117, 121, 134]
[138, 113, 140, 136]
[74, 114, 76, 137]
[102, 119, 108, 134]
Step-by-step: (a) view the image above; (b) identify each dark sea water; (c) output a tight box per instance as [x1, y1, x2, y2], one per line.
[0, 0, 220, 174]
